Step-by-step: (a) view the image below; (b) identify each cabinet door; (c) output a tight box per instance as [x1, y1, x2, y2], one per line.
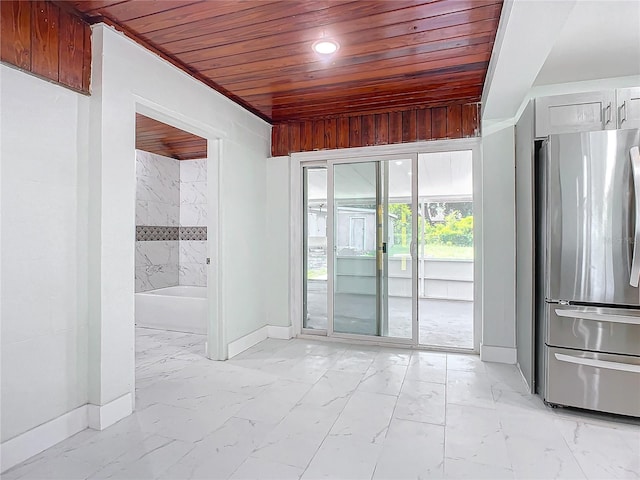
[535, 91, 616, 138]
[617, 87, 640, 130]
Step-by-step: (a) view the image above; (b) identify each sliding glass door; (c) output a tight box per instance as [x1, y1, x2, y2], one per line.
[329, 156, 417, 342]
[302, 148, 476, 350]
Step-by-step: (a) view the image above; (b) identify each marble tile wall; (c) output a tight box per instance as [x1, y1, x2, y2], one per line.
[135, 150, 181, 292]
[179, 159, 208, 287]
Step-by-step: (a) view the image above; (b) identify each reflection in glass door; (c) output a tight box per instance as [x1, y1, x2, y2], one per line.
[330, 158, 416, 341]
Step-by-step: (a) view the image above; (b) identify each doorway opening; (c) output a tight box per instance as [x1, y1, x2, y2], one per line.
[133, 113, 210, 384]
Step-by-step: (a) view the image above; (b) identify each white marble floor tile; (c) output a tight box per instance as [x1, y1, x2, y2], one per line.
[302, 436, 383, 480]
[88, 436, 193, 479]
[357, 363, 407, 396]
[161, 417, 275, 480]
[373, 418, 445, 479]
[406, 350, 447, 384]
[446, 368, 495, 409]
[250, 405, 336, 469]
[445, 403, 511, 469]
[444, 458, 515, 479]
[295, 369, 363, 415]
[234, 378, 313, 424]
[554, 418, 640, 479]
[330, 390, 397, 444]
[6, 328, 640, 480]
[446, 353, 486, 373]
[394, 379, 446, 425]
[229, 456, 304, 480]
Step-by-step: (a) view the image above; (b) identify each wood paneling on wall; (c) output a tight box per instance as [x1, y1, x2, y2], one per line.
[271, 103, 480, 156]
[1, 1, 91, 94]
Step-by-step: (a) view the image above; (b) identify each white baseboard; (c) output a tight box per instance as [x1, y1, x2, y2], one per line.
[88, 393, 132, 431]
[1, 405, 89, 473]
[480, 344, 517, 364]
[267, 325, 294, 340]
[1, 393, 134, 473]
[227, 325, 294, 358]
[227, 326, 268, 358]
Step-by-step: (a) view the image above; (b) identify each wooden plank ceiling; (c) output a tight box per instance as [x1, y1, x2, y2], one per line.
[136, 114, 207, 160]
[70, 0, 502, 124]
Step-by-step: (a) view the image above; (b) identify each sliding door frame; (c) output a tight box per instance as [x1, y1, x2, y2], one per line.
[292, 138, 482, 353]
[327, 153, 418, 345]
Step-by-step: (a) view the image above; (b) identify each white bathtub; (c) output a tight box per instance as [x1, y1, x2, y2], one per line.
[135, 286, 207, 334]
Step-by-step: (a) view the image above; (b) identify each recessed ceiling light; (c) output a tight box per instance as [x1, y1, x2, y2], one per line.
[313, 39, 339, 55]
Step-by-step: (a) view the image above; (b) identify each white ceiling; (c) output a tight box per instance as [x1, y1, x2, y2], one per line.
[482, 0, 640, 122]
[534, 0, 640, 86]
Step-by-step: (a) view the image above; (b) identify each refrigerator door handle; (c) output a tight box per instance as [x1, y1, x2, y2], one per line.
[629, 146, 640, 287]
[555, 308, 640, 325]
[554, 353, 640, 374]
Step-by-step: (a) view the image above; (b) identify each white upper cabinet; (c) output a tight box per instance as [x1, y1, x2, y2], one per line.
[535, 91, 616, 138]
[616, 87, 640, 130]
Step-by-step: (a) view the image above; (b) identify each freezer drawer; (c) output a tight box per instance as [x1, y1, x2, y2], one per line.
[547, 304, 640, 356]
[545, 346, 640, 417]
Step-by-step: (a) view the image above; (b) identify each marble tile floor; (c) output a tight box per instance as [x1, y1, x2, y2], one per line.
[5, 327, 639, 480]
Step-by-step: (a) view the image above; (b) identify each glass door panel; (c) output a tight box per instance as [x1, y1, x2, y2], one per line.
[303, 167, 328, 331]
[333, 162, 378, 335]
[385, 159, 414, 339]
[418, 151, 474, 348]
[331, 158, 415, 340]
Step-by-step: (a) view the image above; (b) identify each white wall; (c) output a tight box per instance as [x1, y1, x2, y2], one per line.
[88, 24, 271, 412]
[480, 125, 516, 359]
[265, 156, 291, 328]
[0, 65, 89, 442]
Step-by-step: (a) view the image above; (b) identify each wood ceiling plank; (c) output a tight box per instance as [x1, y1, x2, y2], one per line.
[178, 4, 500, 70]
[70, 0, 503, 123]
[149, 0, 420, 54]
[209, 32, 495, 85]
[227, 52, 490, 96]
[90, 0, 203, 23]
[125, 1, 278, 33]
[70, 1, 128, 15]
[246, 69, 486, 106]
[269, 86, 483, 121]
[135, 114, 207, 160]
[180, 5, 501, 71]
[1, 1, 32, 70]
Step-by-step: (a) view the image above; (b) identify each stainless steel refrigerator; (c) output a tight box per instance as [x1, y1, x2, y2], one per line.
[537, 128, 640, 417]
